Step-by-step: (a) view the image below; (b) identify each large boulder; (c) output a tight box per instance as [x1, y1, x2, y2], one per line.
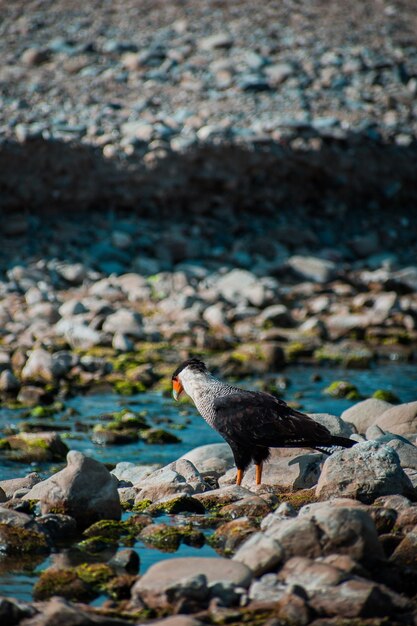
[308, 413, 355, 437]
[233, 532, 283, 576]
[374, 401, 417, 436]
[299, 501, 384, 563]
[341, 398, 393, 434]
[131, 557, 252, 609]
[316, 441, 414, 503]
[180, 443, 234, 474]
[219, 453, 324, 490]
[23, 451, 121, 527]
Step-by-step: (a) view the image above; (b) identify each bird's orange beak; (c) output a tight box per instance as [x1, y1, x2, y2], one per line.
[172, 378, 184, 401]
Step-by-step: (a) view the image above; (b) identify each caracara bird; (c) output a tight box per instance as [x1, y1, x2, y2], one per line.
[172, 358, 355, 486]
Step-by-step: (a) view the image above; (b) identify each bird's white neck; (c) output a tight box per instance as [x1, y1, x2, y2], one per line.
[179, 367, 232, 427]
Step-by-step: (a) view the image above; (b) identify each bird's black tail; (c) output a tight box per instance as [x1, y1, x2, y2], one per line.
[313, 435, 356, 455]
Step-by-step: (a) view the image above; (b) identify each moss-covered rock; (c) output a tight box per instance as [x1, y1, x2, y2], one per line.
[324, 380, 361, 400]
[0, 524, 50, 554]
[275, 488, 318, 511]
[33, 563, 115, 601]
[113, 380, 146, 396]
[2, 431, 69, 463]
[105, 574, 138, 600]
[372, 389, 400, 404]
[76, 562, 114, 587]
[208, 518, 256, 555]
[91, 426, 139, 446]
[29, 402, 65, 418]
[132, 499, 152, 513]
[33, 568, 92, 602]
[140, 428, 181, 445]
[147, 495, 205, 516]
[139, 523, 183, 552]
[314, 343, 373, 368]
[285, 341, 314, 361]
[77, 535, 118, 552]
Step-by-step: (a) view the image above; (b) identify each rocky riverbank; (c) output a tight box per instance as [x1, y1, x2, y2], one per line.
[2, 416, 417, 625]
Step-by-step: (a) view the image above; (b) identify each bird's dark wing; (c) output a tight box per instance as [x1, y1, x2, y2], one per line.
[213, 390, 333, 449]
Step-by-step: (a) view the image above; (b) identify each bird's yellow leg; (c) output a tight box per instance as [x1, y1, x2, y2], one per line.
[255, 462, 263, 485]
[236, 469, 244, 486]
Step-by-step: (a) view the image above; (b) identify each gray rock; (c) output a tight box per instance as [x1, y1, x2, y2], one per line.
[316, 441, 415, 503]
[28, 302, 60, 324]
[180, 443, 235, 473]
[131, 557, 251, 608]
[233, 532, 283, 576]
[55, 262, 87, 284]
[278, 556, 346, 591]
[54, 319, 102, 349]
[0, 369, 20, 392]
[109, 547, 140, 574]
[199, 33, 233, 50]
[264, 517, 322, 561]
[111, 462, 159, 485]
[0, 506, 50, 554]
[374, 435, 417, 469]
[308, 413, 355, 437]
[259, 304, 293, 327]
[102, 309, 143, 337]
[287, 255, 336, 283]
[58, 299, 87, 317]
[0, 473, 41, 499]
[215, 269, 269, 307]
[299, 501, 384, 563]
[112, 332, 134, 351]
[0, 487, 6, 503]
[194, 485, 255, 509]
[265, 62, 294, 85]
[23, 451, 121, 527]
[21, 348, 54, 383]
[248, 573, 288, 602]
[134, 466, 193, 502]
[219, 453, 324, 490]
[341, 398, 393, 434]
[375, 401, 417, 436]
[114, 273, 152, 301]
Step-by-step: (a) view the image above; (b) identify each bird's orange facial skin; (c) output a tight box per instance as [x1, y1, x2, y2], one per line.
[172, 378, 183, 401]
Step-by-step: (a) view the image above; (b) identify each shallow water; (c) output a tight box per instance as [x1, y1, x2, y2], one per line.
[0, 363, 416, 601]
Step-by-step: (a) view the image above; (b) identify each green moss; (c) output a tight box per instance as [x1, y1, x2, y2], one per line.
[83, 519, 127, 540]
[139, 524, 183, 551]
[314, 346, 372, 368]
[33, 568, 89, 601]
[29, 402, 64, 418]
[372, 389, 400, 404]
[113, 380, 146, 396]
[33, 563, 115, 602]
[285, 341, 312, 361]
[140, 428, 181, 444]
[77, 535, 118, 552]
[324, 380, 361, 400]
[132, 499, 152, 513]
[147, 496, 205, 515]
[75, 563, 114, 587]
[0, 524, 49, 554]
[0, 439, 11, 450]
[276, 488, 318, 511]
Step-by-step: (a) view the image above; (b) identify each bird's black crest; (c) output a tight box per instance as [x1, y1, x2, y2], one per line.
[172, 358, 207, 379]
